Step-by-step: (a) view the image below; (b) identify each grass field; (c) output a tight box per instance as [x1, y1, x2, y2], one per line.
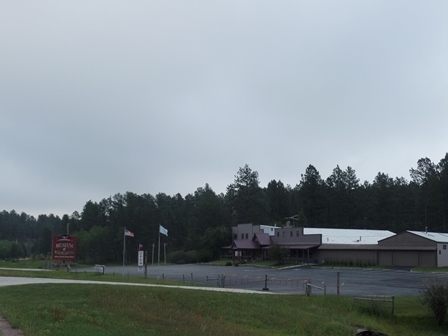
[1, 261, 448, 335]
[0, 284, 447, 336]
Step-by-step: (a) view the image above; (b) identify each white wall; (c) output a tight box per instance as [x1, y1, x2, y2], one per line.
[437, 243, 448, 267]
[260, 225, 276, 236]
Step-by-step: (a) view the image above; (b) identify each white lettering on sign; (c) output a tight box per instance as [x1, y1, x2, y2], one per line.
[138, 250, 144, 267]
[56, 243, 74, 248]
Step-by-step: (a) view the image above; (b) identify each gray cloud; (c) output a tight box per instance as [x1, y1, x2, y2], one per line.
[1, 1, 447, 216]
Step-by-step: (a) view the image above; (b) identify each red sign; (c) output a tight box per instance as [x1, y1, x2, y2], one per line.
[52, 235, 77, 260]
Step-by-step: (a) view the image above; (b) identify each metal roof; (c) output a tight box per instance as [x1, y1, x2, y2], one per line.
[318, 244, 436, 251]
[407, 231, 448, 243]
[232, 240, 259, 249]
[303, 228, 395, 245]
[254, 233, 272, 246]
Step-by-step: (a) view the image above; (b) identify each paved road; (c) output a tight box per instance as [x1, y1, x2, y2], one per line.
[74, 264, 448, 296]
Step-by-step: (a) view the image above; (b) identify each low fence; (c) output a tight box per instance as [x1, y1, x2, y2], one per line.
[352, 295, 395, 316]
[221, 274, 312, 293]
[304, 280, 326, 296]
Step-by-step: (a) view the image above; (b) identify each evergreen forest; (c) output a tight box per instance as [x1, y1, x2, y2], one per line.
[1, 154, 447, 264]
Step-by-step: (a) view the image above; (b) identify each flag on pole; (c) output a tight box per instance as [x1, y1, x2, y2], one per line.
[125, 229, 134, 237]
[159, 224, 168, 236]
[138, 244, 143, 250]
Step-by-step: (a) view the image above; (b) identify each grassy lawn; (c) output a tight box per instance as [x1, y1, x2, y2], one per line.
[0, 284, 446, 336]
[1, 262, 448, 335]
[0, 259, 51, 269]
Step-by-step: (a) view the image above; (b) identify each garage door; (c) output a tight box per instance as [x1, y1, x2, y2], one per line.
[378, 251, 392, 266]
[393, 251, 419, 267]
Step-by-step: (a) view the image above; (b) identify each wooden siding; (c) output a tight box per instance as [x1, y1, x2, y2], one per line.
[379, 232, 435, 247]
[273, 227, 321, 245]
[315, 250, 377, 265]
[379, 251, 393, 266]
[378, 250, 436, 267]
[420, 251, 437, 267]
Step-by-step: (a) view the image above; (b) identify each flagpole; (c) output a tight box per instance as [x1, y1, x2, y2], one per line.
[158, 228, 161, 267]
[152, 243, 154, 265]
[123, 227, 126, 267]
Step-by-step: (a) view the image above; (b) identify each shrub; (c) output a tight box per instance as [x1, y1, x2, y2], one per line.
[195, 249, 213, 263]
[268, 244, 287, 265]
[186, 250, 199, 263]
[168, 250, 197, 264]
[420, 278, 448, 326]
[167, 251, 181, 264]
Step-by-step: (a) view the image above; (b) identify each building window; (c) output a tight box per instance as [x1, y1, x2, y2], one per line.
[439, 250, 441, 255]
[241, 233, 244, 239]
[290, 231, 293, 237]
[444, 245, 447, 250]
[233, 234, 237, 240]
[297, 231, 300, 237]
[245, 233, 248, 239]
[282, 232, 285, 237]
[277, 232, 279, 237]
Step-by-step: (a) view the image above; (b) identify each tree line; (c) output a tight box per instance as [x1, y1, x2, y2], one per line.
[1, 153, 447, 263]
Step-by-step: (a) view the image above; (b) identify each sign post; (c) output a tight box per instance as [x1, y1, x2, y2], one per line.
[52, 235, 77, 261]
[144, 251, 148, 279]
[138, 244, 144, 272]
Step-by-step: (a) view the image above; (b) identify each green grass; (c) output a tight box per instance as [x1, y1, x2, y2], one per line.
[0, 283, 447, 335]
[0, 259, 51, 269]
[1, 262, 448, 335]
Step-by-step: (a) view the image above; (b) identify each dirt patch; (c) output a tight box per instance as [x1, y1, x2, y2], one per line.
[0, 316, 24, 336]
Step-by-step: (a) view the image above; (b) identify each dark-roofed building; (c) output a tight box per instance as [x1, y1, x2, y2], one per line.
[230, 223, 321, 262]
[231, 232, 273, 260]
[227, 224, 448, 267]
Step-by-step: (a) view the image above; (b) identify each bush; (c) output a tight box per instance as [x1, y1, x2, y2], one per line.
[420, 278, 448, 326]
[168, 251, 193, 264]
[195, 249, 213, 263]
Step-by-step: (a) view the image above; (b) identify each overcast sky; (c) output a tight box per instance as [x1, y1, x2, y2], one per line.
[1, 1, 447, 217]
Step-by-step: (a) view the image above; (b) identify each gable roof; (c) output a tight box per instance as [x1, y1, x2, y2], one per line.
[407, 231, 448, 243]
[254, 233, 272, 245]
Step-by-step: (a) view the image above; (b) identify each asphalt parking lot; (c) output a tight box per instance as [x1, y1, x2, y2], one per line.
[77, 264, 448, 296]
